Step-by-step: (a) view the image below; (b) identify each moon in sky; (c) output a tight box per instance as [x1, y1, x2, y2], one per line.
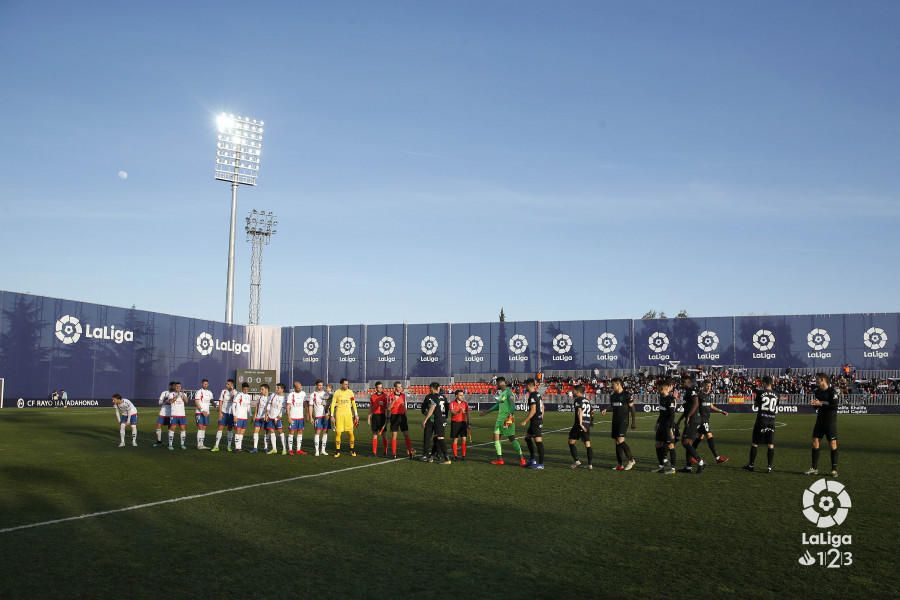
[117, 170, 128, 180]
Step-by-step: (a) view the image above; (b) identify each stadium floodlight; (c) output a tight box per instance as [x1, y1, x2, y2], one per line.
[245, 209, 277, 325]
[215, 112, 265, 324]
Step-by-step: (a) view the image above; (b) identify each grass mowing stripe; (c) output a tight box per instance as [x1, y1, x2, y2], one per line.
[0, 426, 571, 534]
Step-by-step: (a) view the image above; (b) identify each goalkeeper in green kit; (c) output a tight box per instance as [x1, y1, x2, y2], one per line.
[480, 377, 527, 467]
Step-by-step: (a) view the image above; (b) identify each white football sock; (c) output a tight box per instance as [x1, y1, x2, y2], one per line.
[227, 431, 234, 449]
[297, 433, 302, 450]
[119, 423, 126, 444]
[288, 435, 294, 451]
[270, 432, 277, 450]
[197, 431, 203, 446]
[314, 433, 320, 452]
[321, 433, 328, 451]
[279, 433, 285, 450]
[168, 430, 174, 447]
[253, 432, 259, 449]
[180, 431, 186, 447]
[214, 430, 223, 448]
[131, 425, 137, 444]
[156, 428, 162, 443]
[235, 434, 243, 450]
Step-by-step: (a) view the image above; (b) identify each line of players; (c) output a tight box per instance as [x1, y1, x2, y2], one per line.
[110, 371, 842, 475]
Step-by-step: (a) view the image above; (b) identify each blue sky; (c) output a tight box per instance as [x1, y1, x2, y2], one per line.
[1, 1, 898, 325]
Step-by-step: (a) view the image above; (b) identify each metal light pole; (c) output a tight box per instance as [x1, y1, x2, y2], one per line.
[215, 112, 265, 323]
[245, 209, 277, 325]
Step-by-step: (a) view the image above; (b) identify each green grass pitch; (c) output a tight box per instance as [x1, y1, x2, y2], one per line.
[0, 409, 898, 599]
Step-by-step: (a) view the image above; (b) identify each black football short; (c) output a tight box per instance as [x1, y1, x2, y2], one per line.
[752, 421, 776, 445]
[390, 414, 409, 432]
[432, 419, 446, 437]
[568, 424, 591, 442]
[697, 422, 711, 436]
[682, 420, 699, 441]
[526, 419, 543, 437]
[370, 413, 386, 433]
[610, 420, 629, 439]
[450, 421, 468, 438]
[655, 418, 675, 443]
[812, 419, 838, 441]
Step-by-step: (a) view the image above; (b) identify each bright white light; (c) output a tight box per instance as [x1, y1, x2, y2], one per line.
[216, 113, 236, 133]
[117, 170, 128, 180]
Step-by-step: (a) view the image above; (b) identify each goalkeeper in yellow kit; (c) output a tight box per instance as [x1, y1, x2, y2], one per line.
[329, 378, 359, 457]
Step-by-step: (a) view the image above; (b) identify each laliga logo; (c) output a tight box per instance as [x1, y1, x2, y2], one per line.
[420, 336, 439, 356]
[648, 332, 669, 352]
[465, 335, 485, 362]
[552, 333, 572, 354]
[339, 337, 356, 356]
[55, 314, 133, 345]
[303, 337, 319, 356]
[753, 329, 775, 351]
[551, 333, 573, 362]
[864, 327, 887, 350]
[196, 332, 249, 356]
[807, 328, 831, 351]
[597, 333, 618, 354]
[196, 332, 214, 356]
[378, 336, 396, 356]
[697, 330, 719, 352]
[509, 334, 528, 355]
[55, 315, 83, 344]
[802, 478, 851, 529]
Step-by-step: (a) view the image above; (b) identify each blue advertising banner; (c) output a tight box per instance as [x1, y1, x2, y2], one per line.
[0, 291, 250, 403]
[540, 321, 585, 370]
[734, 315, 802, 368]
[365, 323, 405, 381]
[669, 316, 735, 365]
[581, 319, 633, 370]
[632, 318, 680, 366]
[784, 314, 846, 369]
[289, 325, 327, 384]
[407, 323, 450, 378]
[843, 313, 900, 370]
[450, 322, 493, 375]
[327, 324, 364, 382]
[493, 321, 539, 374]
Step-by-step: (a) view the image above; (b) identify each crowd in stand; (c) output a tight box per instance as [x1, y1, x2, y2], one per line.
[503, 367, 900, 397]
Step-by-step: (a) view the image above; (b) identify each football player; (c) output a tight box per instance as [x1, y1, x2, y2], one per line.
[744, 376, 778, 473]
[479, 377, 526, 467]
[806, 373, 840, 477]
[567, 385, 593, 470]
[153, 381, 174, 447]
[194, 378, 213, 449]
[450, 390, 471, 461]
[368, 381, 389, 456]
[231, 382, 252, 451]
[112, 393, 138, 447]
[421, 382, 451, 464]
[265, 383, 287, 455]
[250, 383, 271, 454]
[600, 377, 636, 471]
[286, 381, 308, 456]
[520, 378, 544, 469]
[692, 379, 729, 464]
[212, 379, 236, 452]
[676, 374, 705, 473]
[654, 378, 678, 475]
[329, 379, 359, 457]
[388, 381, 414, 459]
[168, 382, 188, 451]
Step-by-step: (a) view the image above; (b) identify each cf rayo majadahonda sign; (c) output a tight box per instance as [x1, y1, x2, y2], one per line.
[55, 315, 134, 345]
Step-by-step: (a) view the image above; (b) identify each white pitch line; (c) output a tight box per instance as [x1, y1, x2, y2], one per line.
[0, 426, 572, 535]
[0, 459, 403, 535]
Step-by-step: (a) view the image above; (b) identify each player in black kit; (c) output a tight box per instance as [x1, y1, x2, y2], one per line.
[654, 378, 677, 475]
[421, 382, 451, 465]
[567, 385, 594, 470]
[692, 379, 729, 464]
[600, 377, 636, 471]
[743, 376, 778, 473]
[676, 374, 705, 474]
[805, 373, 840, 477]
[520, 378, 545, 470]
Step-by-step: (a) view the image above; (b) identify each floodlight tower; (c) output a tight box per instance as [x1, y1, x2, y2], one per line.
[245, 209, 277, 325]
[215, 112, 265, 324]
